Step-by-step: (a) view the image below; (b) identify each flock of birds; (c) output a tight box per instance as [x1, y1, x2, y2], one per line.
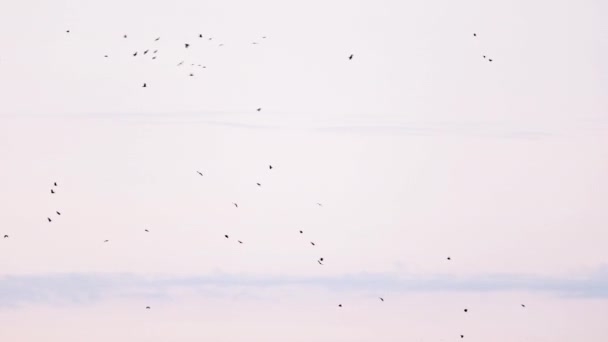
[0, 29, 518, 340]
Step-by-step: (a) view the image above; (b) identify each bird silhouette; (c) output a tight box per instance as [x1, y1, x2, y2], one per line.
[143, 50, 149, 55]
[521, 304, 526, 308]
[447, 256, 451, 260]
[54, 182, 57, 186]
[299, 230, 303, 234]
[338, 304, 342, 307]
[483, 55, 486, 59]
[380, 297, 384, 302]
[146, 306, 150, 309]
[153, 50, 158, 53]
[123, 34, 127, 38]
[349, 54, 353, 60]
[257, 108, 262, 112]
[56, 211, 61, 215]
[51, 189, 55, 194]
[152, 56, 157, 60]
[238, 240, 243, 244]
[224, 235, 229, 239]
[104, 240, 109, 243]
[269, 165, 273, 169]
[104, 55, 108, 58]
[185, 43, 190, 48]
[199, 34, 203, 38]
[318, 260, 324, 265]
[66, 30, 70, 33]
[189, 73, 194, 77]
[464, 308, 468, 312]
[47, 218, 52, 222]
[177, 61, 184, 66]
[145, 229, 149, 232]
[460, 335, 464, 339]
[142, 83, 147, 88]
[233, 203, 238, 208]
[256, 183, 261, 186]
[489, 59, 493, 62]
[310, 242, 315, 246]
[155, 37, 160, 41]
[473, 33, 477, 37]
[316, 203, 323, 207]
[197, 171, 203, 176]
[133, 52, 138, 57]
[3, 235, 8, 238]
[319, 257, 324, 262]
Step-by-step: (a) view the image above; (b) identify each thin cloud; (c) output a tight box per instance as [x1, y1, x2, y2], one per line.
[1, 267, 607, 308]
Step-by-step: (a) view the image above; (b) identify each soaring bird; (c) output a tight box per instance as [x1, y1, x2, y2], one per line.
[521, 304, 526, 308]
[238, 240, 243, 244]
[51, 189, 55, 194]
[143, 50, 149, 55]
[152, 56, 157, 60]
[233, 203, 238, 208]
[197, 171, 203, 176]
[56, 211, 61, 215]
[185, 43, 190, 48]
[464, 308, 468, 313]
[224, 235, 229, 239]
[310, 242, 315, 246]
[146, 306, 150, 309]
[66, 30, 70, 33]
[145, 229, 149, 232]
[142, 83, 147, 88]
[338, 304, 342, 307]
[153, 50, 158, 53]
[269, 165, 273, 169]
[104, 55, 108, 58]
[447, 256, 451, 261]
[199, 34, 203, 38]
[133, 52, 138, 57]
[318, 260, 324, 265]
[47, 217, 52, 222]
[299, 230, 303, 234]
[256, 183, 261, 186]
[155, 37, 160, 41]
[483, 55, 486, 59]
[177, 61, 184, 66]
[349, 54, 353, 60]
[489, 59, 493, 62]
[379, 297, 384, 302]
[257, 108, 262, 112]
[3, 235, 8, 238]
[473, 33, 477, 37]
[189, 73, 194, 77]
[460, 335, 464, 339]
[54, 182, 57, 186]
[123, 34, 127, 38]
[104, 240, 109, 243]
[319, 257, 324, 262]
[316, 203, 323, 207]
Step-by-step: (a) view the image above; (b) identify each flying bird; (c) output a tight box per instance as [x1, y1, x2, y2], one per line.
[54, 182, 57, 186]
[199, 34, 203, 38]
[316, 203, 323, 207]
[379, 297, 384, 302]
[257, 108, 262, 112]
[473, 33, 477, 37]
[47, 218, 52, 222]
[104, 55, 108, 58]
[155, 37, 160, 41]
[177, 61, 184, 66]
[66, 30, 70, 33]
[104, 240, 109, 243]
[185, 43, 190, 48]
[299, 230, 303, 234]
[310, 242, 315, 246]
[489, 59, 493, 62]
[51, 189, 55, 194]
[233, 203, 238, 208]
[318, 260, 324, 265]
[338, 304, 342, 307]
[483, 55, 486, 59]
[142, 83, 147, 88]
[447, 256, 451, 260]
[238, 240, 243, 244]
[256, 183, 261, 186]
[151, 56, 157, 60]
[3, 235, 8, 238]
[197, 171, 203, 176]
[145, 229, 149, 232]
[349, 54, 353, 60]
[460, 335, 464, 339]
[521, 304, 526, 308]
[269, 165, 272, 169]
[464, 308, 468, 313]
[133, 52, 138, 57]
[56, 211, 61, 215]
[319, 257, 324, 262]
[189, 73, 194, 77]
[224, 235, 229, 239]
[144, 50, 149, 55]
[123, 34, 127, 38]
[146, 306, 150, 309]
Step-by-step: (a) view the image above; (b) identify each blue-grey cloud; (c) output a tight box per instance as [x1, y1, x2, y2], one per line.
[1, 267, 607, 308]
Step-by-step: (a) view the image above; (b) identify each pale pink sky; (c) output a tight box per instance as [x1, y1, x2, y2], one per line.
[1, 0, 608, 341]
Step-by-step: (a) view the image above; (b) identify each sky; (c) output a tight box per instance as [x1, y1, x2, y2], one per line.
[0, 0, 607, 341]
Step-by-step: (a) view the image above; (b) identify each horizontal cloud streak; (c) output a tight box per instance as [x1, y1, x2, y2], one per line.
[1, 267, 607, 308]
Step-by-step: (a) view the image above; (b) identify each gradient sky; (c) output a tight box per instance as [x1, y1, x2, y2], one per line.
[1, 0, 607, 341]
